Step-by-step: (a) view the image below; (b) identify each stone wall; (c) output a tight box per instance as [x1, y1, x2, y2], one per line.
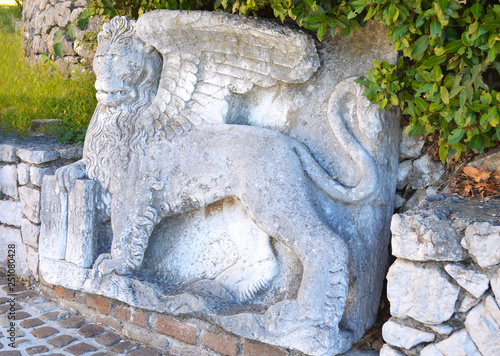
[22, 0, 99, 67]
[0, 140, 83, 283]
[382, 195, 500, 356]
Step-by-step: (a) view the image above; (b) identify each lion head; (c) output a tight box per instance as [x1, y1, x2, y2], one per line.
[83, 16, 162, 191]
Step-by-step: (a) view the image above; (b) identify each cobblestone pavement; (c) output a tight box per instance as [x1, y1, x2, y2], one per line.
[0, 273, 168, 356]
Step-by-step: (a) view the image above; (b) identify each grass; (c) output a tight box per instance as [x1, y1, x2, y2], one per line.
[0, 4, 96, 143]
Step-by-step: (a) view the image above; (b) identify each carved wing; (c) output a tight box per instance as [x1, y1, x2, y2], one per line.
[135, 10, 319, 138]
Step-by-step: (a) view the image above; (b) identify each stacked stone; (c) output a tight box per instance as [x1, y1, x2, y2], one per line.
[382, 194, 500, 356]
[395, 129, 445, 211]
[22, 0, 100, 67]
[0, 141, 82, 282]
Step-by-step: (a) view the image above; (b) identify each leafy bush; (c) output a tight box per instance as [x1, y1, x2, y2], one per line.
[61, 0, 500, 160]
[0, 5, 96, 143]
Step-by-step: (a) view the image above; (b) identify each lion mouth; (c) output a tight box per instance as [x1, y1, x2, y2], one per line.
[96, 89, 128, 106]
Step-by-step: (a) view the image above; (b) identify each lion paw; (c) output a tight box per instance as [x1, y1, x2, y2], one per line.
[215, 256, 278, 302]
[92, 253, 134, 277]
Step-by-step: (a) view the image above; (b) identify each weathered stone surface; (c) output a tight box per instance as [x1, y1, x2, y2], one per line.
[382, 319, 435, 349]
[16, 148, 59, 164]
[444, 263, 489, 298]
[427, 323, 453, 335]
[21, 218, 40, 249]
[469, 148, 500, 171]
[26, 246, 39, 278]
[465, 296, 500, 356]
[40, 12, 400, 356]
[399, 130, 425, 160]
[462, 222, 500, 267]
[491, 266, 500, 306]
[58, 146, 83, 160]
[379, 344, 404, 356]
[30, 166, 58, 187]
[391, 209, 467, 262]
[0, 165, 18, 199]
[387, 260, 459, 324]
[420, 329, 481, 356]
[396, 160, 413, 190]
[0, 226, 29, 278]
[0, 144, 17, 163]
[17, 163, 30, 186]
[458, 292, 480, 313]
[409, 155, 444, 189]
[19, 186, 41, 224]
[0, 200, 23, 227]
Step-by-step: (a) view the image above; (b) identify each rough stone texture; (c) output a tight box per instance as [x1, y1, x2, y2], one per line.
[380, 345, 404, 356]
[30, 166, 58, 187]
[0, 144, 18, 163]
[444, 263, 489, 298]
[0, 200, 23, 227]
[462, 222, 500, 267]
[16, 147, 59, 165]
[382, 319, 435, 349]
[491, 266, 500, 306]
[58, 145, 84, 160]
[0, 226, 29, 278]
[387, 260, 459, 324]
[399, 130, 425, 160]
[464, 296, 500, 356]
[21, 218, 40, 249]
[396, 160, 413, 190]
[469, 147, 500, 171]
[0, 164, 18, 199]
[409, 155, 444, 189]
[18, 186, 41, 224]
[39, 11, 400, 356]
[17, 162, 30, 186]
[420, 329, 481, 356]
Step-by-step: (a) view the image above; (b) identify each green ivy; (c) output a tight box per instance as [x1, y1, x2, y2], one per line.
[57, 0, 500, 161]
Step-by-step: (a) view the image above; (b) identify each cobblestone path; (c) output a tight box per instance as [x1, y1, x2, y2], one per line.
[0, 272, 167, 356]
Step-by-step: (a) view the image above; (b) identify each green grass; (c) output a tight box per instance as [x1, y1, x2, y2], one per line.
[0, 5, 96, 143]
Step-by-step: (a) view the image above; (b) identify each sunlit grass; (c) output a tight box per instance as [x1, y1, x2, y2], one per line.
[0, 4, 96, 143]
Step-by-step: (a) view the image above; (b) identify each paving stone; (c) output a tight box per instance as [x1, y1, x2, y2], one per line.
[129, 348, 162, 356]
[0, 298, 8, 305]
[78, 323, 105, 337]
[109, 340, 140, 353]
[59, 315, 85, 329]
[32, 302, 58, 313]
[40, 311, 61, 320]
[15, 290, 38, 300]
[65, 342, 98, 355]
[31, 326, 59, 339]
[12, 338, 30, 347]
[14, 311, 32, 320]
[25, 345, 49, 355]
[0, 303, 22, 314]
[20, 318, 45, 328]
[2, 284, 27, 293]
[47, 334, 78, 347]
[95, 331, 122, 346]
[0, 351, 22, 356]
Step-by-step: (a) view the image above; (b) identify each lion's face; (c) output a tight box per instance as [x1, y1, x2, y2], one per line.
[93, 36, 150, 107]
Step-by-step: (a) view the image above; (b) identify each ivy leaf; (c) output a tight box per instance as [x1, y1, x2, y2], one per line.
[53, 28, 64, 43]
[430, 19, 441, 38]
[65, 22, 76, 41]
[412, 35, 430, 57]
[53, 42, 63, 59]
[440, 86, 450, 105]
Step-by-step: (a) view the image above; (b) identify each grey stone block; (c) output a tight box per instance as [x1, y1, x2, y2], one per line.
[19, 186, 41, 224]
[0, 144, 18, 163]
[0, 200, 23, 227]
[0, 165, 18, 199]
[17, 148, 59, 165]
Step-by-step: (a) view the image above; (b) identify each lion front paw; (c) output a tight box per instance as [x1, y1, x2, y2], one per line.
[92, 253, 134, 277]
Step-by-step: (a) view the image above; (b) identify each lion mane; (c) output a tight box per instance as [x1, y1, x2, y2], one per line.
[83, 17, 162, 191]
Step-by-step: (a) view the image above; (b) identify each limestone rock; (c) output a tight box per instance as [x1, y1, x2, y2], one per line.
[27, 246, 39, 279]
[462, 222, 500, 267]
[399, 130, 425, 160]
[420, 329, 481, 356]
[409, 155, 444, 189]
[0, 164, 18, 199]
[427, 323, 453, 336]
[469, 148, 500, 172]
[0, 200, 23, 227]
[19, 186, 41, 224]
[30, 166, 58, 187]
[387, 259, 460, 324]
[379, 344, 404, 356]
[396, 160, 413, 190]
[17, 163, 30, 186]
[444, 263, 489, 298]
[58, 145, 83, 160]
[0, 143, 18, 163]
[491, 266, 500, 306]
[382, 319, 435, 349]
[391, 210, 467, 262]
[465, 296, 500, 356]
[0, 225, 29, 278]
[458, 292, 480, 313]
[21, 218, 40, 249]
[17, 147, 59, 164]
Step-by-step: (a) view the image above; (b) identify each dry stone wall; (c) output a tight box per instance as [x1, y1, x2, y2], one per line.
[22, 0, 100, 67]
[382, 194, 500, 356]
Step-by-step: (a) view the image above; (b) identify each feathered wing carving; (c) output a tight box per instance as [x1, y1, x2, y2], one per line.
[135, 10, 320, 138]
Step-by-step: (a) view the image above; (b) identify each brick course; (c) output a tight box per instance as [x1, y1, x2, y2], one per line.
[156, 315, 197, 345]
[54, 286, 74, 301]
[242, 340, 287, 356]
[86, 294, 110, 314]
[201, 331, 238, 356]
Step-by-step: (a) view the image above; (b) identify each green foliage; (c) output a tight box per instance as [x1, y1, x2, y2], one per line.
[58, 0, 500, 159]
[0, 5, 96, 143]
